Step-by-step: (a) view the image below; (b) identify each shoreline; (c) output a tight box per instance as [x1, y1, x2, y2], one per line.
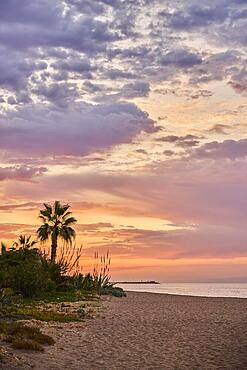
[124, 289, 247, 299]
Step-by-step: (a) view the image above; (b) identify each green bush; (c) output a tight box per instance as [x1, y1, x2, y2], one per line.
[73, 273, 94, 291]
[0, 246, 65, 298]
[10, 260, 49, 298]
[72, 273, 126, 297]
[100, 286, 127, 297]
[40, 257, 64, 285]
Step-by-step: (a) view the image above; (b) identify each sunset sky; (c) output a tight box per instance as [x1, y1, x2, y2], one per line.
[0, 0, 247, 282]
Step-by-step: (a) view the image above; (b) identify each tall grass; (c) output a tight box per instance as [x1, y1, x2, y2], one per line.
[41, 243, 83, 275]
[92, 250, 113, 291]
[72, 250, 115, 293]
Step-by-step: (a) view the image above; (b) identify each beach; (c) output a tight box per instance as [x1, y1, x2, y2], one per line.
[1, 291, 247, 370]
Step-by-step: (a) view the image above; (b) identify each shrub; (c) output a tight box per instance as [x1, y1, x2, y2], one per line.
[10, 260, 49, 298]
[73, 273, 94, 291]
[11, 338, 44, 351]
[0, 248, 50, 298]
[100, 286, 127, 297]
[0, 288, 22, 305]
[1, 321, 55, 352]
[71, 273, 126, 297]
[0, 244, 66, 298]
[40, 256, 64, 286]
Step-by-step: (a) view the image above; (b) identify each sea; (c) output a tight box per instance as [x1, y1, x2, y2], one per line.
[116, 282, 247, 298]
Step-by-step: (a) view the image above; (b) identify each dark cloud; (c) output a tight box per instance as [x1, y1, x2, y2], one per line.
[160, 49, 202, 68]
[33, 83, 79, 107]
[120, 81, 150, 98]
[164, 4, 229, 30]
[0, 47, 46, 90]
[76, 222, 113, 232]
[105, 68, 137, 80]
[157, 135, 200, 147]
[83, 81, 104, 94]
[208, 124, 231, 135]
[194, 139, 247, 160]
[0, 102, 156, 157]
[0, 1, 119, 53]
[229, 68, 247, 95]
[51, 58, 96, 76]
[163, 150, 174, 156]
[135, 149, 148, 155]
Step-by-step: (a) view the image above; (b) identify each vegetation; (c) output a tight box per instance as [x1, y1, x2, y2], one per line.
[0, 242, 125, 299]
[0, 201, 126, 358]
[37, 200, 77, 262]
[12, 235, 38, 250]
[0, 321, 54, 351]
[0, 244, 50, 298]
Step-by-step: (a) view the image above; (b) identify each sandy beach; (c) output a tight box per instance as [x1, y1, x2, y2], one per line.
[1, 291, 247, 370]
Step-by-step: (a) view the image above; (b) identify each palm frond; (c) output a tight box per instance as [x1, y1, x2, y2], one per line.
[63, 217, 77, 226]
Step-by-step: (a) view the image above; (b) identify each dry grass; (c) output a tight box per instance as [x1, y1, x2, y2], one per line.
[11, 338, 44, 351]
[1, 321, 55, 352]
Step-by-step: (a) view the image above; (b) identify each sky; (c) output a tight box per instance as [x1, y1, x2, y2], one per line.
[0, 0, 247, 282]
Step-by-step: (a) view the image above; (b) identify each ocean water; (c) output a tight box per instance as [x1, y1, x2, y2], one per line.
[117, 283, 247, 298]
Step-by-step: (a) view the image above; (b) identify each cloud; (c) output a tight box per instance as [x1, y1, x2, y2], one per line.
[85, 224, 247, 259]
[2, 149, 247, 264]
[0, 165, 47, 181]
[105, 68, 137, 80]
[164, 3, 229, 30]
[76, 222, 113, 232]
[194, 139, 247, 159]
[157, 135, 200, 147]
[208, 124, 231, 135]
[0, 0, 245, 109]
[120, 81, 150, 99]
[0, 202, 41, 212]
[0, 1, 119, 53]
[6, 150, 247, 226]
[229, 68, 247, 95]
[0, 47, 46, 90]
[0, 102, 156, 157]
[163, 150, 175, 156]
[52, 58, 96, 76]
[0, 223, 36, 239]
[33, 83, 79, 107]
[159, 49, 202, 68]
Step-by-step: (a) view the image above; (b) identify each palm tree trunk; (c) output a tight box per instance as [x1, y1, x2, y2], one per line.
[51, 231, 58, 262]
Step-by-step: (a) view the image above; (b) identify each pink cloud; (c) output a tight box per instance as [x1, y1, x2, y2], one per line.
[0, 165, 47, 181]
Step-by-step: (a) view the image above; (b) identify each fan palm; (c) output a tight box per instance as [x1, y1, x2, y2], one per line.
[37, 201, 77, 262]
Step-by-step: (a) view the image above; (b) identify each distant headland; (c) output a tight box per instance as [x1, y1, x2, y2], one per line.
[115, 281, 160, 284]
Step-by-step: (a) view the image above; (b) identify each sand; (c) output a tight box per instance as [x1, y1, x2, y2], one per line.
[1, 292, 247, 370]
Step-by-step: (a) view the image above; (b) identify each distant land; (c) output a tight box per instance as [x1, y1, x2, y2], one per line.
[115, 281, 160, 284]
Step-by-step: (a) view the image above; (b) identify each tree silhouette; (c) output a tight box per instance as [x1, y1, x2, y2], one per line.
[37, 201, 77, 262]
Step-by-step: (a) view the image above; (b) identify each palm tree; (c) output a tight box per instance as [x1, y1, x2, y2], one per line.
[37, 201, 77, 262]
